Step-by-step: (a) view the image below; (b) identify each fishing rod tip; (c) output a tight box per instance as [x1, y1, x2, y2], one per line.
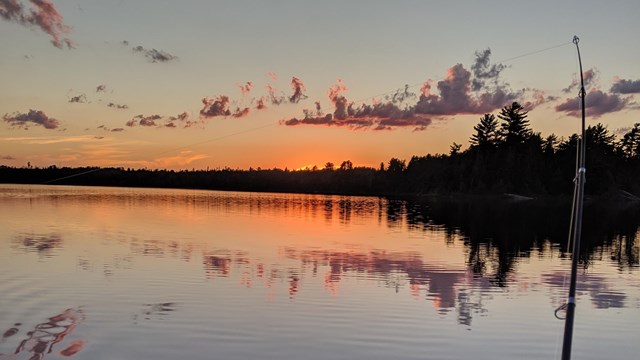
[572, 36, 579, 44]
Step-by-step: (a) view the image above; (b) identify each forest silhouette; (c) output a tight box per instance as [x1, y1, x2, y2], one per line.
[2, 102, 640, 199]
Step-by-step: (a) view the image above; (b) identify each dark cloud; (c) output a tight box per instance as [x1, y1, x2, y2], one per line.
[0, 0, 73, 49]
[3, 109, 60, 129]
[126, 112, 197, 129]
[167, 112, 201, 128]
[111, 127, 124, 132]
[200, 94, 255, 120]
[96, 84, 107, 93]
[611, 78, 640, 94]
[68, 93, 87, 103]
[127, 43, 178, 63]
[200, 96, 231, 118]
[289, 76, 308, 103]
[107, 102, 128, 109]
[470, 48, 507, 91]
[555, 89, 630, 117]
[126, 114, 161, 127]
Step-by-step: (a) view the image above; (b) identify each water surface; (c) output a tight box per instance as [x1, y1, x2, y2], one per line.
[0, 185, 638, 359]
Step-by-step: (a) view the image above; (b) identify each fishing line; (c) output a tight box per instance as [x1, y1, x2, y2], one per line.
[40, 122, 277, 184]
[40, 40, 573, 184]
[351, 40, 573, 104]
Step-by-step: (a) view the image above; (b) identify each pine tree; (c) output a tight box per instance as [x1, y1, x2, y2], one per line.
[470, 113, 499, 149]
[498, 102, 531, 146]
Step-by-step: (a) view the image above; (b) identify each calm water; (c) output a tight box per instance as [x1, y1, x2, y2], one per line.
[0, 185, 638, 360]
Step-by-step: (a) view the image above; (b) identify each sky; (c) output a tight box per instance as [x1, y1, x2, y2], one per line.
[1, 0, 639, 171]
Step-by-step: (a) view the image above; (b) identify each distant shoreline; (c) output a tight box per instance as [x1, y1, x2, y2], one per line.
[1, 166, 638, 207]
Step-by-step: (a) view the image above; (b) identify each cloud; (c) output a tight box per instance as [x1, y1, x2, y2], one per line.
[555, 89, 630, 117]
[126, 112, 198, 129]
[470, 48, 507, 91]
[414, 62, 521, 116]
[96, 84, 107, 93]
[231, 107, 250, 118]
[282, 50, 525, 131]
[282, 80, 432, 131]
[97, 125, 125, 132]
[611, 78, 640, 94]
[107, 102, 128, 109]
[562, 68, 599, 94]
[126, 114, 162, 127]
[1, 155, 16, 160]
[3, 135, 96, 144]
[256, 97, 267, 110]
[266, 84, 285, 105]
[68, 93, 87, 103]
[200, 96, 231, 118]
[238, 81, 254, 96]
[289, 76, 308, 103]
[123, 41, 177, 63]
[3, 109, 60, 129]
[0, 0, 73, 49]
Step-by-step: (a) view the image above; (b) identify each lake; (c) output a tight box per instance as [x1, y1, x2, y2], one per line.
[0, 184, 638, 359]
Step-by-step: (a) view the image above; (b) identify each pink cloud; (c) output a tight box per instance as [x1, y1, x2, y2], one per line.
[0, 0, 73, 49]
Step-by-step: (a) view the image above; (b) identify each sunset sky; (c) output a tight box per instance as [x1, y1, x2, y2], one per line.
[1, 0, 639, 170]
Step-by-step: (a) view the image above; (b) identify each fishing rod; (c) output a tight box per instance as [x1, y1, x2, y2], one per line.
[559, 35, 587, 360]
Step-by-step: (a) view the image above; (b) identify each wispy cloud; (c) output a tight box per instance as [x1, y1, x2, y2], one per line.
[1, 155, 16, 160]
[121, 40, 178, 63]
[238, 81, 254, 96]
[97, 125, 125, 132]
[562, 68, 599, 94]
[0, 0, 73, 49]
[126, 112, 197, 129]
[68, 93, 87, 103]
[2, 135, 98, 145]
[152, 151, 209, 168]
[107, 102, 128, 109]
[3, 109, 60, 129]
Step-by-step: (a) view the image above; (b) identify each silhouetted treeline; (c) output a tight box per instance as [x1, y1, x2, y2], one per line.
[2, 102, 640, 197]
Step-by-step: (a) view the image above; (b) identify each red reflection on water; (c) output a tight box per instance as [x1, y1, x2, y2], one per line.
[59, 340, 84, 357]
[1, 309, 84, 359]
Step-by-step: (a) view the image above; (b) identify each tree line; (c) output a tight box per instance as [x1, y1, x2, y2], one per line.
[1, 101, 640, 198]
